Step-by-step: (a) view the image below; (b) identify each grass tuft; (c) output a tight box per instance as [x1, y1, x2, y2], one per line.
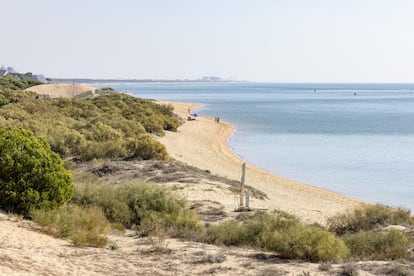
[32, 204, 110, 247]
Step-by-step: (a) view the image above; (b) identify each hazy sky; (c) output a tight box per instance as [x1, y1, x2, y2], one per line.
[2, 0, 414, 82]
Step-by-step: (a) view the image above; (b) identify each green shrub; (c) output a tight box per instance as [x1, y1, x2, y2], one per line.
[343, 230, 411, 260]
[205, 212, 349, 262]
[0, 127, 73, 216]
[32, 204, 110, 247]
[265, 226, 349, 262]
[205, 211, 300, 247]
[0, 77, 40, 91]
[205, 221, 246, 245]
[71, 180, 203, 238]
[79, 140, 127, 160]
[0, 94, 9, 107]
[0, 92, 177, 161]
[328, 205, 414, 235]
[125, 135, 169, 160]
[0, 89, 38, 104]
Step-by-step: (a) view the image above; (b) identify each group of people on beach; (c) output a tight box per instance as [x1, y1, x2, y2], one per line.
[188, 108, 220, 123]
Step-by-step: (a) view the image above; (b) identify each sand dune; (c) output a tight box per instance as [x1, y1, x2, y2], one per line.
[25, 83, 96, 98]
[158, 101, 363, 225]
[0, 211, 390, 275]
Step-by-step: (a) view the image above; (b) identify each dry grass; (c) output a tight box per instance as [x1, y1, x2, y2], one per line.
[32, 204, 110, 247]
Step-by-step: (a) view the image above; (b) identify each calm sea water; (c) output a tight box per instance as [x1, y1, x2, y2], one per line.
[100, 82, 414, 211]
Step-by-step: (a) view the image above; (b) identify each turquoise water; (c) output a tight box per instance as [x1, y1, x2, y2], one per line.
[102, 83, 414, 210]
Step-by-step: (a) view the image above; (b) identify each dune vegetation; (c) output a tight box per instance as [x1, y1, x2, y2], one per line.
[0, 127, 73, 216]
[0, 78, 179, 161]
[1, 77, 413, 263]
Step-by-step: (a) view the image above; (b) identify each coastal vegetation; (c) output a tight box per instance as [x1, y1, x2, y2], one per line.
[0, 78, 179, 161]
[71, 174, 202, 239]
[328, 205, 414, 260]
[0, 94, 8, 106]
[328, 204, 414, 235]
[0, 76, 41, 91]
[32, 204, 110, 247]
[204, 211, 349, 262]
[0, 127, 73, 216]
[1, 77, 413, 263]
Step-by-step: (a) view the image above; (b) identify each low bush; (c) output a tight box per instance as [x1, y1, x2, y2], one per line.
[265, 226, 349, 262]
[328, 204, 414, 235]
[71, 180, 203, 238]
[343, 230, 411, 260]
[32, 204, 110, 247]
[205, 211, 300, 247]
[205, 212, 349, 262]
[125, 135, 169, 161]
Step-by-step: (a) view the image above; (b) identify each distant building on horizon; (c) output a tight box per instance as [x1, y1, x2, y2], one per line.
[1, 65, 9, 77]
[0, 64, 47, 83]
[201, 76, 223, 82]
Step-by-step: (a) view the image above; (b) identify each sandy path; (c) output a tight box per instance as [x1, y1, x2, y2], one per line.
[158, 102, 363, 224]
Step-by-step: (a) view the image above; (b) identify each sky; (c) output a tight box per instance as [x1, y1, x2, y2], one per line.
[1, 0, 414, 82]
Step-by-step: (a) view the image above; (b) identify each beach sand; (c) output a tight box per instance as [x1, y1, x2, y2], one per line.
[158, 101, 363, 225]
[25, 83, 96, 98]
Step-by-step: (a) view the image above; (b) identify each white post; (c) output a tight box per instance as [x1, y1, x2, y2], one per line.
[240, 162, 246, 207]
[245, 189, 251, 208]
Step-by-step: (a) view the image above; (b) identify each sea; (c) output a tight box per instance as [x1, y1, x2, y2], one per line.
[97, 82, 414, 211]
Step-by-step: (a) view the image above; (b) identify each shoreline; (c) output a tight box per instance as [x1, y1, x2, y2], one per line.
[158, 101, 364, 225]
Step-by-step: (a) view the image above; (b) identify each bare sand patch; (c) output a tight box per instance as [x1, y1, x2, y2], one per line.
[25, 83, 96, 98]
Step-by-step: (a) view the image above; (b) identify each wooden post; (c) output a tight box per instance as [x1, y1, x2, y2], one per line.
[240, 162, 246, 207]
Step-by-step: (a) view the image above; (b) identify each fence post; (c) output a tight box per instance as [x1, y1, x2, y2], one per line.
[240, 162, 246, 207]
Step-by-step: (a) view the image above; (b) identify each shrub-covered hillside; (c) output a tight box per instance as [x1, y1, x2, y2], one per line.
[0, 76, 41, 91]
[0, 78, 179, 161]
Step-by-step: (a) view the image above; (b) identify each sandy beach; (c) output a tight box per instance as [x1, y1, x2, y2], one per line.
[158, 101, 363, 225]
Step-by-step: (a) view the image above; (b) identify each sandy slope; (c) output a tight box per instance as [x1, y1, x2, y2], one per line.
[158, 102, 363, 225]
[25, 83, 96, 98]
[0, 212, 386, 276]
